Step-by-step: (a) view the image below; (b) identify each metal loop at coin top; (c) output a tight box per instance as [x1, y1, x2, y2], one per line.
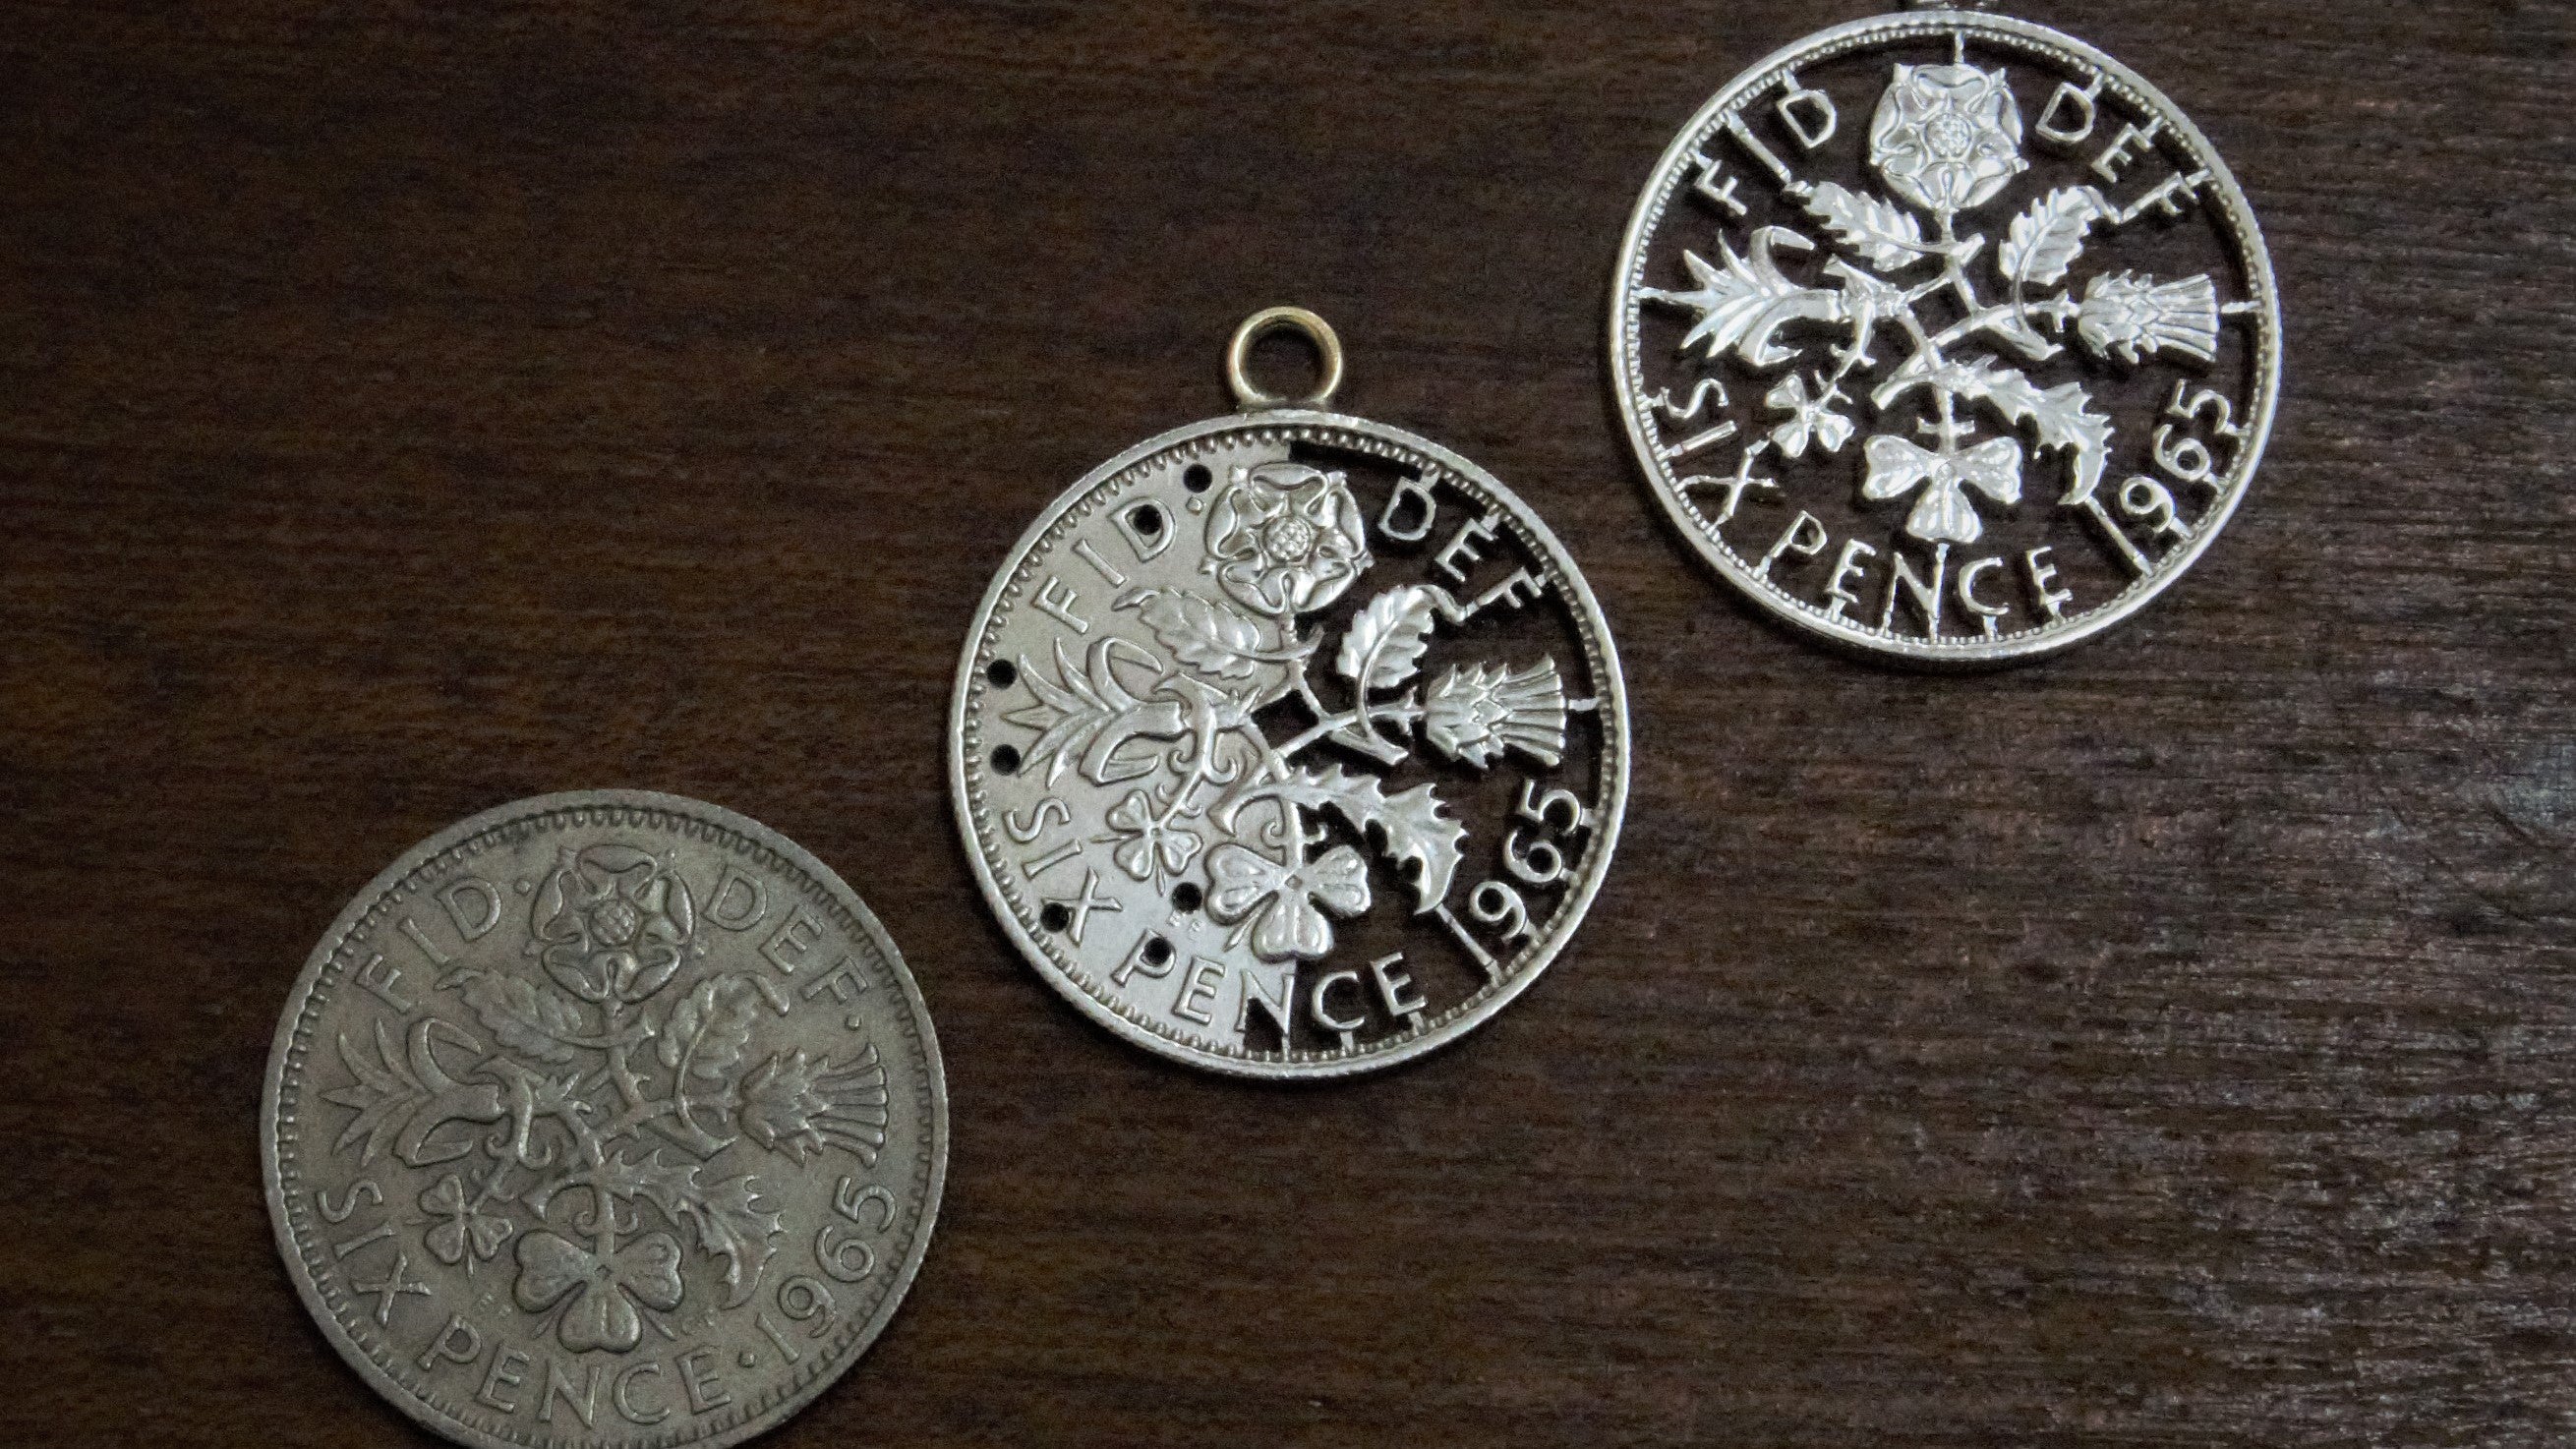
[1226, 306, 1345, 412]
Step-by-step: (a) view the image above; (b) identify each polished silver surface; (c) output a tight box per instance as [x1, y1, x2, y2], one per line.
[262, 790, 945, 1449]
[953, 311, 1629, 1078]
[1612, 6, 2281, 665]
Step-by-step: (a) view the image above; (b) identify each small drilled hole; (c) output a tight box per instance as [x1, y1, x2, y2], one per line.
[986, 660, 1017, 689]
[1133, 503, 1163, 536]
[990, 745, 1022, 775]
[1171, 882, 1202, 912]
[1142, 937, 1173, 966]
[1040, 903, 1073, 933]
[1184, 464, 1211, 493]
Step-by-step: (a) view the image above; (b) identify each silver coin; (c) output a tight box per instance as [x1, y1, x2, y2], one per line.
[262, 790, 945, 1449]
[951, 309, 1629, 1078]
[1611, 5, 2283, 665]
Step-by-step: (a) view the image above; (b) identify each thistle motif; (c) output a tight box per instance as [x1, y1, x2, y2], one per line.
[2078, 271, 2221, 366]
[1424, 660, 1570, 770]
[737, 1045, 891, 1166]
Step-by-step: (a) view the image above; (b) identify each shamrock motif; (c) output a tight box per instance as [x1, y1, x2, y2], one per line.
[1869, 63, 2027, 218]
[1765, 373, 1855, 460]
[1104, 789, 1202, 884]
[513, 1229, 684, 1354]
[1204, 842, 1373, 962]
[1862, 435, 2025, 547]
[419, 1172, 512, 1268]
[1203, 462, 1372, 618]
[530, 844, 696, 1005]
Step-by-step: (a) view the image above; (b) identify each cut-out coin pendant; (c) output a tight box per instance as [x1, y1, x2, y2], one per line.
[952, 309, 1629, 1078]
[1611, 3, 2282, 665]
[262, 790, 946, 1449]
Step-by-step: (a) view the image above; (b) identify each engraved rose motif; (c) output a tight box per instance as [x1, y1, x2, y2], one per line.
[1870, 63, 2026, 218]
[531, 844, 696, 1005]
[514, 1228, 685, 1354]
[1204, 840, 1373, 962]
[1203, 462, 1372, 618]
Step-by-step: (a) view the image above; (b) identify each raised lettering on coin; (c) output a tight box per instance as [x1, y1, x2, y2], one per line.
[263, 790, 946, 1449]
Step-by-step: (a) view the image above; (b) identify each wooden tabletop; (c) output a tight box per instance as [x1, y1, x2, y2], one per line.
[6, 2, 2572, 1444]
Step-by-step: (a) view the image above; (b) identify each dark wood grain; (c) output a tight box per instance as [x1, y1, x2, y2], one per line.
[3, 1, 2571, 1444]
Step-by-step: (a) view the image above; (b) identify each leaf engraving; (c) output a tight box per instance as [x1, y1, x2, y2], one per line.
[609, 1150, 698, 1213]
[1003, 637, 1191, 785]
[1115, 588, 1269, 681]
[1999, 186, 2106, 291]
[1642, 227, 1847, 369]
[1334, 585, 1448, 693]
[1978, 310, 2060, 363]
[1222, 768, 1467, 913]
[461, 973, 584, 1067]
[526, 1147, 700, 1219]
[680, 1173, 786, 1308]
[322, 1017, 505, 1167]
[656, 973, 759, 1093]
[1803, 182, 1930, 273]
[1879, 356, 2115, 507]
[1983, 369, 2114, 506]
[322, 1019, 429, 1165]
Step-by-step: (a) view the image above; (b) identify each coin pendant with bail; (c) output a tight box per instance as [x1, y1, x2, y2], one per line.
[1610, 0, 2283, 666]
[951, 309, 1630, 1079]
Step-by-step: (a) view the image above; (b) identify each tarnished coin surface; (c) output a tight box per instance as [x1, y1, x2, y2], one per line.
[952, 316, 1628, 1077]
[262, 790, 944, 1449]
[1612, 8, 2282, 665]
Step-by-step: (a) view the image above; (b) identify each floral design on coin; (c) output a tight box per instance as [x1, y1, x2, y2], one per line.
[953, 314, 1627, 1077]
[263, 790, 946, 1449]
[1612, 9, 2281, 664]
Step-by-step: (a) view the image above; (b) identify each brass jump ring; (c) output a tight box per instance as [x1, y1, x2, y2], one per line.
[1225, 306, 1345, 412]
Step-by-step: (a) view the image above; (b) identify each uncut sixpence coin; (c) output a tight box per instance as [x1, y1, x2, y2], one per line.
[262, 790, 945, 1449]
[951, 311, 1629, 1079]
